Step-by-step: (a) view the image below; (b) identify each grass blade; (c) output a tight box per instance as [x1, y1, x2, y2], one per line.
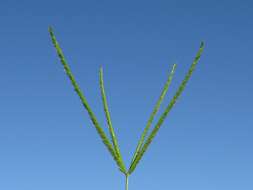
[129, 42, 204, 174]
[99, 67, 126, 172]
[49, 26, 126, 173]
[129, 64, 177, 167]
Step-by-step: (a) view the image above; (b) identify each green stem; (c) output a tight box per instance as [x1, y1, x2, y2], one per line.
[125, 174, 129, 190]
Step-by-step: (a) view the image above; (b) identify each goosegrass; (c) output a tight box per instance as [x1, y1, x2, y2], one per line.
[49, 26, 204, 190]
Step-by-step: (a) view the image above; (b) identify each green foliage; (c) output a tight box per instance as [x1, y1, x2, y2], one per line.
[49, 26, 204, 189]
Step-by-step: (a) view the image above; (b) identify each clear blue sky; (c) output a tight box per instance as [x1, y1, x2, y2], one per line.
[0, 0, 252, 189]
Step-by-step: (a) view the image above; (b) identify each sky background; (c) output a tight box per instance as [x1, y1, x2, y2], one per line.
[0, 0, 252, 190]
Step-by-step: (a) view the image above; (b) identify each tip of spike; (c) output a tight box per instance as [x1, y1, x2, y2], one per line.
[200, 41, 204, 48]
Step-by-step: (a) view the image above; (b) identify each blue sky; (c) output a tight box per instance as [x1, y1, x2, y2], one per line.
[0, 0, 252, 189]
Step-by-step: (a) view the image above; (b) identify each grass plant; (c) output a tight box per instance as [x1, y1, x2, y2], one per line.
[49, 26, 204, 190]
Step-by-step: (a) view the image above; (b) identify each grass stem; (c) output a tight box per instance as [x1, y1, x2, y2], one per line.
[125, 174, 129, 190]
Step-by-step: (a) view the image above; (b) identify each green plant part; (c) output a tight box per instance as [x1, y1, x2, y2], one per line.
[49, 26, 204, 190]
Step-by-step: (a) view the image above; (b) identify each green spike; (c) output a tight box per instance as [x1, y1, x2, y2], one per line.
[129, 42, 204, 174]
[129, 64, 177, 167]
[49, 26, 126, 173]
[99, 67, 126, 172]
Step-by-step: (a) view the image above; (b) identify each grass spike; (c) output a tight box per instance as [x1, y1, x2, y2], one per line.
[99, 67, 126, 172]
[128, 42, 204, 174]
[49, 26, 205, 189]
[129, 64, 177, 167]
[49, 26, 126, 173]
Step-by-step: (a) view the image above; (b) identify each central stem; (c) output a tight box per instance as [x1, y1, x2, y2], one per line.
[125, 174, 129, 190]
